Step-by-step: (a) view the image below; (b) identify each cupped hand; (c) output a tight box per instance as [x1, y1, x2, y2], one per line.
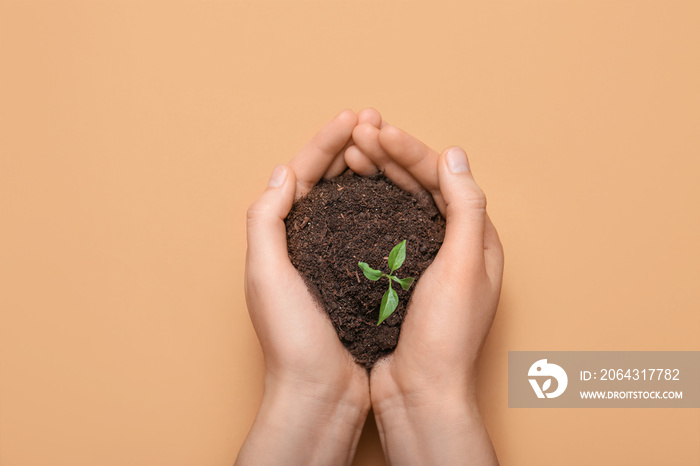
[347, 109, 504, 465]
[238, 110, 375, 466]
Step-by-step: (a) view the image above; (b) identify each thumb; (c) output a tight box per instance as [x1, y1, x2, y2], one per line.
[435, 146, 487, 274]
[246, 165, 297, 282]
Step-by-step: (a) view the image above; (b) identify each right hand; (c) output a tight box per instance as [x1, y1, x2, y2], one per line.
[347, 109, 504, 465]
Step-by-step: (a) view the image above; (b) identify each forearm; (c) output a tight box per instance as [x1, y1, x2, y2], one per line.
[236, 378, 370, 466]
[373, 391, 498, 466]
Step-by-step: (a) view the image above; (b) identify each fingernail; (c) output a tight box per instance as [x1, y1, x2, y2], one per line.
[446, 146, 470, 173]
[268, 165, 287, 187]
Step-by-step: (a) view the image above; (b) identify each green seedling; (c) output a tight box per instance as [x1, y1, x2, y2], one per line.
[358, 240, 415, 326]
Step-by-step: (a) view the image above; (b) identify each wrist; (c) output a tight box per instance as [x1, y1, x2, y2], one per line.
[264, 364, 370, 413]
[371, 365, 479, 419]
[373, 386, 479, 431]
[236, 372, 370, 466]
[237, 383, 369, 466]
[372, 387, 497, 466]
[264, 371, 370, 427]
[262, 384, 369, 443]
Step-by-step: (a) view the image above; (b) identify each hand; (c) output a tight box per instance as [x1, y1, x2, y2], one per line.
[237, 110, 372, 466]
[347, 109, 504, 465]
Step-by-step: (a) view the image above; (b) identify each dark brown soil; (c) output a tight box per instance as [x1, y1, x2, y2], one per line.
[285, 173, 445, 370]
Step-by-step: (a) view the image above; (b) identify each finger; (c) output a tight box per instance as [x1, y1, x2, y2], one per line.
[352, 122, 424, 195]
[342, 107, 383, 175]
[484, 213, 504, 285]
[433, 146, 487, 273]
[378, 124, 446, 214]
[246, 165, 297, 277]
[344, 144, 379, 175]
[357, 107, 382, 128]
[324, 107, 385, 178]
[326, 115, 379, 177]
[323, 153, 348, 178]
[323, 139, 352, 178]
[288, 109, 357, 198]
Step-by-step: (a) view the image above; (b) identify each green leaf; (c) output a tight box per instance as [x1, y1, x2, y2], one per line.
[391, 276, 415, 291]
[358, 262, 382, 281]
[388, 240, 407, 273]
[377, 284, 399, 325]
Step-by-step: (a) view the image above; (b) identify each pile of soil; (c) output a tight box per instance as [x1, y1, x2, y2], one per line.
[285, 173, 446, 369]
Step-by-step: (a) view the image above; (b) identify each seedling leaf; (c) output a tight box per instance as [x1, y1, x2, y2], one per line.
[388, 240, 407, 273]
[377, 285, 398, 325]
[357, 239, 413, 326]
[358, 262, 382, 281]
[391, 276, 415, 291]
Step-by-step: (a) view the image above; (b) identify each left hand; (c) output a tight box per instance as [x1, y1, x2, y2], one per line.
[237, 110, 374, 466]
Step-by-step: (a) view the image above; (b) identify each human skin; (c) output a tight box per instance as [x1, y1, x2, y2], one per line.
[236, 110, 373, 466]
[347, 109, 503, 465]
[237, 108, 503, 465]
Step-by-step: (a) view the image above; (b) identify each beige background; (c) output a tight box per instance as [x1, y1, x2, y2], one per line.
[1, 1, 698, 465]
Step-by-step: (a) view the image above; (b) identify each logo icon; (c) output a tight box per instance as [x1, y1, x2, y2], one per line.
[528, 359, 568, 398]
